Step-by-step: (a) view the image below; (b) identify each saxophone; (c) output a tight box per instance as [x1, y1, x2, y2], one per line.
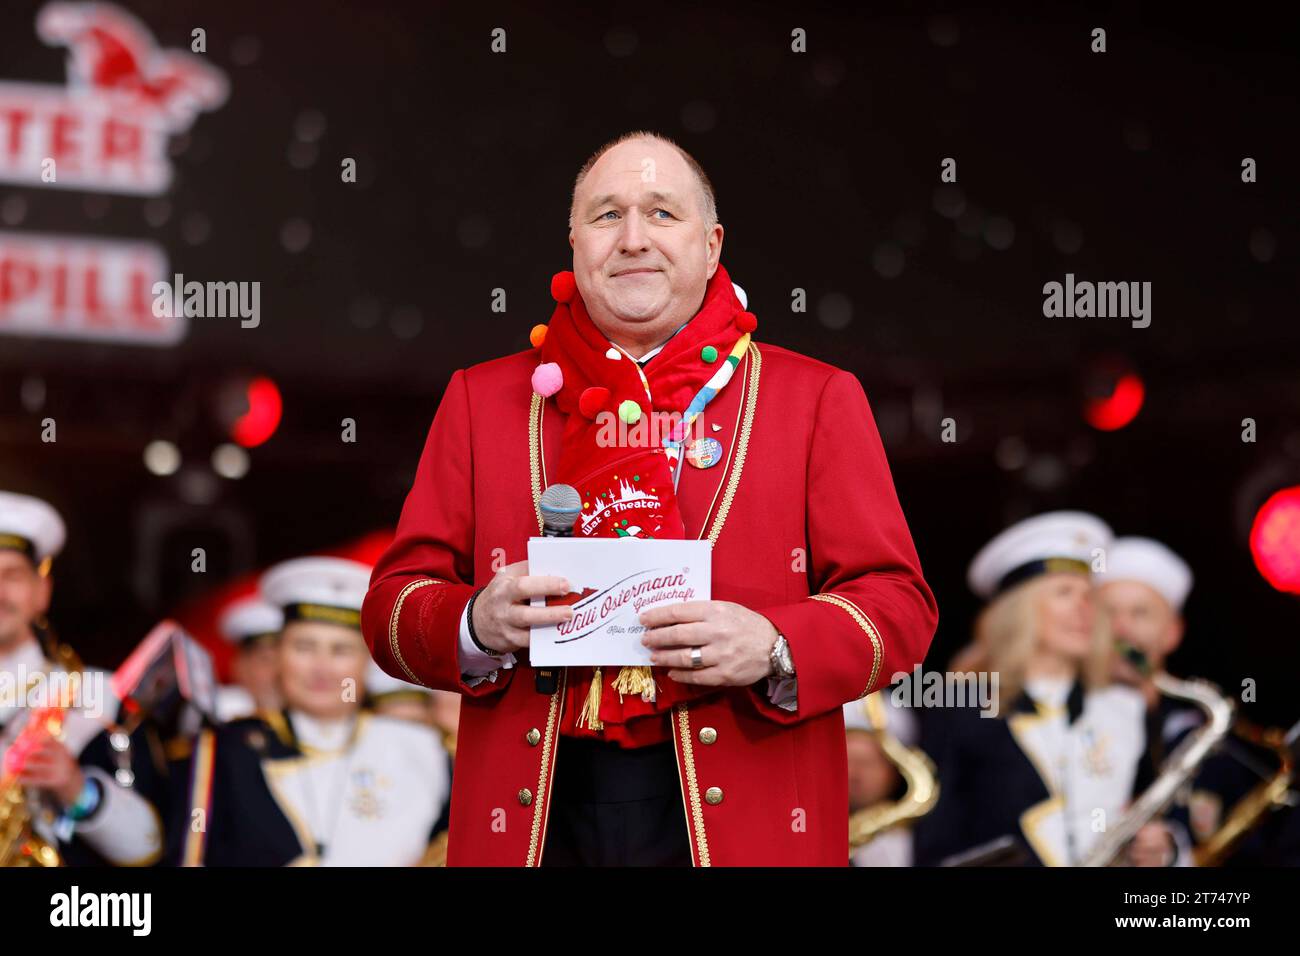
[0, 636, 84, 867]
[1193, 719, 1298, 866]
[848, 692, 939, 849]
[0, 705, 67, 866]
[1080, 672, 1234, 867]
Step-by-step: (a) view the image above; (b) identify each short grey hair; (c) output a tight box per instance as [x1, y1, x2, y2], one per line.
[568, 130, 718, 231]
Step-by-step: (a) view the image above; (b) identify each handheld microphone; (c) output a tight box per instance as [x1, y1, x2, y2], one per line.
[539, 483, 581, 536]
[534, 483, 580, 693]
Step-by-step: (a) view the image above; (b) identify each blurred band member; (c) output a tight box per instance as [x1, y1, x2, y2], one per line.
[1096, 537, 1292, 862]
[846, 691, 921, 866]
[428, 689, 460, 759]
[0, 492, 163, 866]
[365, 659, 454, 842]
[914, 512, 1181, 867]
[174, 558, 449, 866]
[214, 596, 283, 722]
[1096, 537, 1192, 716]
[365, 658, 434, 726]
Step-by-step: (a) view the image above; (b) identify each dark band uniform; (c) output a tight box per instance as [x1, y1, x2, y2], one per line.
[173, 557, 449, 866]
[914, 512, 1172, 866]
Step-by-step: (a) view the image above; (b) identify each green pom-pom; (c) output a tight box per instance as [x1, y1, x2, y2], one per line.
[617, 399, 642, 424]
[701, 345, 718, 363]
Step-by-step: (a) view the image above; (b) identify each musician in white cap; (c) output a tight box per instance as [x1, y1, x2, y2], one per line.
[914, 511, 1181, 866]
[213, 595, 283, 722]
[175, 556, 449, 866]
[1096, 537, 1193, 710]
[1095, 536, 1232, 858]
[0, 491, 164, 866]
[845, 690, 925, 866]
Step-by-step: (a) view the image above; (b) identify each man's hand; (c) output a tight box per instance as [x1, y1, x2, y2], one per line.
[1127, 821, 1176, 867]
[15, 737, 86, 807]
[470, 560, 574, 655]
[639, 600, 779, 686]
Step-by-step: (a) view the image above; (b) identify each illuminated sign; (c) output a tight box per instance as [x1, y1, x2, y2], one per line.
[0, 230, 180, 345]
[0, 2, 228, 195]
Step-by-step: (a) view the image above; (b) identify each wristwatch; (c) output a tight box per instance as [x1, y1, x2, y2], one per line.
[769, 633, 795, 679]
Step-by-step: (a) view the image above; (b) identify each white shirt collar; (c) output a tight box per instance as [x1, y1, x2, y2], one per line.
[638, 342, 667, 364]
[1023, 675, 1073, 709]
[630, 320, 690, 366]
[290, 709, 358, 752]
[0, 636, 47, 677]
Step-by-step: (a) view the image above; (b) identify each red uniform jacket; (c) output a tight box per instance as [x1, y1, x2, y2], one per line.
[362, 339, 938, 866]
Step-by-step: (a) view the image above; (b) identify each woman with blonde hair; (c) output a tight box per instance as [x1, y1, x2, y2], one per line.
[914, 512, 1181, 867]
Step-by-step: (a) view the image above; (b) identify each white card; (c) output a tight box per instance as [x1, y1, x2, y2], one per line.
[527, 537, 712, 666]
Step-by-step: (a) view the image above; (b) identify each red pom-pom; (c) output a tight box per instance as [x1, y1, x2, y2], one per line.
[736, 311, 757, 333]
[578, 386, 610, 419]
[551, 271, 577, 303]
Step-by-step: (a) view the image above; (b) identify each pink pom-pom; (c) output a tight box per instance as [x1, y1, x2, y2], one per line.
[736, 311, 758, 333]
[551, 271, 577, 303]
[531, 362, 563, 397]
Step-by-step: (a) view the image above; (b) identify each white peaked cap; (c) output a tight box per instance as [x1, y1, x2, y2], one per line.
[260, 556, 372, 614]
[1096, 536, 1193, 612]
[0, 491, 66, 564]
[843, 690, 919, 747]
[967, 510, 1113, 600]
[365, 658, 431, 699]
[217, 596, 284, 643]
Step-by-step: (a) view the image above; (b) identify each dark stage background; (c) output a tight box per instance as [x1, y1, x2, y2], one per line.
[0, 2, 1296, 723]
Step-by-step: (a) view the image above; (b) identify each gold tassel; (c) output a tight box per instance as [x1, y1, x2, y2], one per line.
[612, 665, 658, 704]
[577, 666, 604, 730]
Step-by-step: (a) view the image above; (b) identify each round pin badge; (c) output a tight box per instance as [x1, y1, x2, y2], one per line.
[685, 436, 723, 469]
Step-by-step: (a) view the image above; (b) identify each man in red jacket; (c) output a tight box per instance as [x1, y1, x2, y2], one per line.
[362, 130, 937, 866]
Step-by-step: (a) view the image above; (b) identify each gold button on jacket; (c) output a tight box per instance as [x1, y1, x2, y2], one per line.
[699, 727, 718, 745]
[705, 786, 723, 805]
[525, 728, 541, 746]
[518, 788, 533, 806]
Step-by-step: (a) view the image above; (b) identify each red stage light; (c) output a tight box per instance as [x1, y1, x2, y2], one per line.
[1250, 486, 1300, 594]
[231, 376, 282, 448]
[1085, 373, 1144, 431]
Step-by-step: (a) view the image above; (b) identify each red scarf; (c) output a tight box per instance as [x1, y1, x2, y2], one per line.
[532, 262, 757, 747]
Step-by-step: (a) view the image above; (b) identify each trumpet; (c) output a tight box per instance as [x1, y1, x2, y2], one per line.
[1080, 672, 1234, 867]
[848, 692, 939, 849]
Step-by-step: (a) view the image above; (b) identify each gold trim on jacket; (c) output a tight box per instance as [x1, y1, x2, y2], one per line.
[809, 592, 884, 697]
[389, 578, 442, 686]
